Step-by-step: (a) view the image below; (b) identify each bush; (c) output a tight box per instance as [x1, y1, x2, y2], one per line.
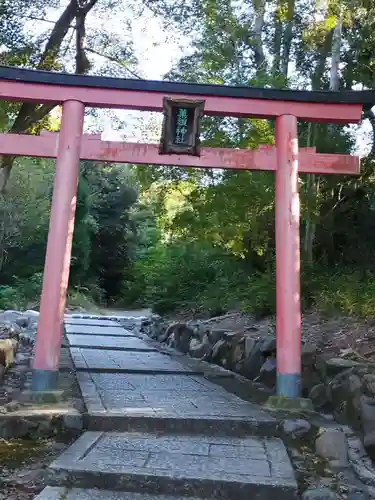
[0, 285, 23, 310]
[0, 272, 43, 310]
[16, 272, 43, 302]
[311, 270, 375, 317]
[122, 237, 375, 319]
[122, 239, 279, 317]
[122, 240, 246, 314]
[67, 286, 102, 312]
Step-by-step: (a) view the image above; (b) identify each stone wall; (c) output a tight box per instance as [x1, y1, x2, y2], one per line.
[142, 314, 375, 457]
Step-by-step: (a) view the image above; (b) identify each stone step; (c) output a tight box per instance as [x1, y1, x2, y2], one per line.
[46, 431, 298, 500]
[64, 318, 122, 327]
[65, 324, 136, 337]
[35, 487, 206, 500]
[65, 334, 157, 351]
[70, 348, 198, 374]
[76, 372, 278, 436]
[85, 411, 278, 437]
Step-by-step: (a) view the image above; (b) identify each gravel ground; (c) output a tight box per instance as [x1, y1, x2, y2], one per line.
[0, 438, 70, 500]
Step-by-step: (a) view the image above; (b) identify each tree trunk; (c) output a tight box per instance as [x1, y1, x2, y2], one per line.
[0, 0, 99, 191]
[302, 29, 333, 264]
[280, 0, 295, 78]
[303, 11, 343, 264]
[329, 9, 342, 92]
[252, 0, 266, 71]
[303, 123, 319, 265]
[272, 7, 282, 77]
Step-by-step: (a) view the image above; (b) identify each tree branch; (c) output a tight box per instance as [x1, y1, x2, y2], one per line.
[24, 15, 69, 26]
[85, 47, 142, 78]
[39, 0, 80, 69]
[0, 0, 100, 192]
[79, 0, 100, 15]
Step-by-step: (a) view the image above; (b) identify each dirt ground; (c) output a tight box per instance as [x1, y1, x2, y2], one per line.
[171, 309, 375, 361]
[0, 438, 70, 500]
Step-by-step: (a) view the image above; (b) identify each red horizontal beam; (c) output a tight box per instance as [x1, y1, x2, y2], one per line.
[0, 80, 362, 124]
[0, 132, 360, 175]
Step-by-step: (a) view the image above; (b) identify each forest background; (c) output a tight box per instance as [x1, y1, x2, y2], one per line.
[0, 0, 374, 319]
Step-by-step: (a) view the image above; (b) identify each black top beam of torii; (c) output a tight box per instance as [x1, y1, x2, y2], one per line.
[0, 65, 374, 108]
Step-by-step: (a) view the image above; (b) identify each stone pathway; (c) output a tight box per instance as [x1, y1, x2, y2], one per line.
[34, 314, 298, 500]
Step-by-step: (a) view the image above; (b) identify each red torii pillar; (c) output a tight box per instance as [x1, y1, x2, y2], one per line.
[32, 100, 85, 391]
[275, 115, 301, 398]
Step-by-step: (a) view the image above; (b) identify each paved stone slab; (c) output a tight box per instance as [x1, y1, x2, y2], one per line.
[67, 334, 156, 351]
[70, 349, 194, 373]
[65, 318, 122, 327]
[35, 488, 202, 500]
[77, 372, 277, 435]
[65, 324, 135, 337]
[48, 431, 297, 500]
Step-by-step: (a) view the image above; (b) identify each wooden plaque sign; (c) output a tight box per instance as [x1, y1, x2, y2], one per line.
[159, 97, 205, 156]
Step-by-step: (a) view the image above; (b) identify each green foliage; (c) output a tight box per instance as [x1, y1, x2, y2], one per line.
[118, 0, 375, 322]
[0, 285, 23, 310]
[0, 158, 139, 310]
[127, 239, 248, 315]
[67, 287, 103, 313]
[0, 272, 42, 310]
[83, 164, 139, 302]
[1, 0, 375, 323]
[70, 175, 93, 286]
[309, 271, 375, 318]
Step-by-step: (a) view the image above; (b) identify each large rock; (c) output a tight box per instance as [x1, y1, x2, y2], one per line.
[359, 395, 375, 452]
[0, 310, 39, 342]
[315, 429, 349, 467]
[328, 368, 363, 426]
[244, 336, 256, 357]
[149, 318, 167, 340]
[231, 343, 244, 365]
[0, 310, 23, 324]
[325, 358, 366, 378]
[15, 316, 29, 328]
[207, 328, 227, 344]
[309, 383, 329, 409]
[302, 342, 318, 367]
[302, 487, 339, 500]
[211, 339, 227, 362]
[0, 323, 21, 340]
[302, 343, 323, 394]
[259, 335, 276, 355]
[163, 322, 194, 353]
[258, 358, 276, 388]
[281, 419, 311, 439]
[223, 330, 245, 343]
[241, 334, 276, 380]
[0, 339, 17, 368]
[167, 332, 176, 347]
[189, 334, 212, 360]
[23, 309, 39, 318]
[193, 324, 210, 342]
[361, 374, 375, 397]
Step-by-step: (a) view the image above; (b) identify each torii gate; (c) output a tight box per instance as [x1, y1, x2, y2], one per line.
[0, 66, 370, 398]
